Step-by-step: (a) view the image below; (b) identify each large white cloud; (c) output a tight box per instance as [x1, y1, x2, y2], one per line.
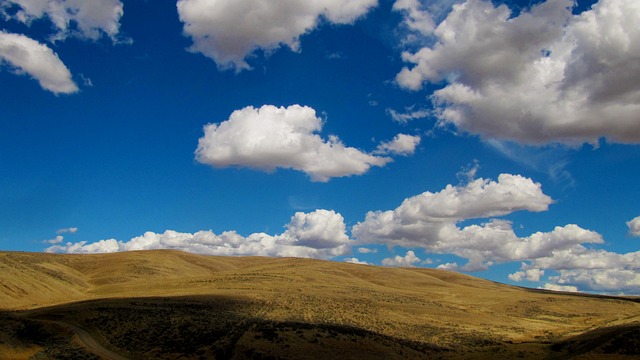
[195, 105, 393, 182]
[627, 216, 640, 237]
[1, 0, 124, 41]
[396, 0, 640, 144]
[46, 209, 352, 259]
[177, 0, 377, 71]
[352, 173, 608, 271]
[0, 31, 78, 94]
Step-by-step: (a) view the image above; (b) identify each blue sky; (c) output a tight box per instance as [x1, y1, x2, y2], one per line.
[1, 0, 639, 294]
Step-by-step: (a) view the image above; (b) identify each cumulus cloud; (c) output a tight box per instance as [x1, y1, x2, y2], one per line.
[195, 105, 392, 182]
[0, 31, 78, 94]
[627, 216, 640, 237]
[549, 268, 640, 294]
[1, 0, 124, 41]
[437, 262, 459, 271]
[46, 210, 352, 259]
[382, 250, 421, 267]
[375, 134, 421, 156]
[177, 0, 377, 71]
[509, 267, 544, 282]
[352, 173, 607, 271]
[520, 247, 640, 293]
[396, 0, 640, 144]
[43, 235, 64, 245]
[392, 0, 435, 37]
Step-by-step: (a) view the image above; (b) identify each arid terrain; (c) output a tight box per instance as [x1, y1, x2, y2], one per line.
[0, 250, 638, 359]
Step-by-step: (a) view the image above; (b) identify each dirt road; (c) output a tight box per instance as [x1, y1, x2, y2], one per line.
[51, 320, 130, 360]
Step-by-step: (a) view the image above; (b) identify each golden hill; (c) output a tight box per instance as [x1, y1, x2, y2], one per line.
[0, 250, 638, 359]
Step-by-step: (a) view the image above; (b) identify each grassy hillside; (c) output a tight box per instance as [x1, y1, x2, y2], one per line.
[0, 250, 638, 359]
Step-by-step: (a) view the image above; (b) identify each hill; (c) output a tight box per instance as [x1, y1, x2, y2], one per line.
[0, 250, 638, 359]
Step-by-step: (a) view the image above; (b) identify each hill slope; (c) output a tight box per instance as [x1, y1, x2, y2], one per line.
[1, 250, 638, 359]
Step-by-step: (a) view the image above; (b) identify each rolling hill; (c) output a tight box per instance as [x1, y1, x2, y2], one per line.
[1, 250, 638, 359]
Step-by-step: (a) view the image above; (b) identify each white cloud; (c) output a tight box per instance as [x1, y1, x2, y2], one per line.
[520, 245, 640, 293]
[177, 0, 377, 71]
[0, 31, 78, 94]
[46, 210, 352, 260]
[396, 0, 640, 144]
[358, 173, 552, 227]
[509, 268, 544, 282]
[344, 257, 370, 265]
[392, 0, 435, 36]
[550, 268, 640, 294]
[375, 134, 421, 156]
[386, 107, 430, 124]
[627, 216, 640, 237]
[195, 105, 392, 182]
[43, 235, 64, 245]
[382, 250, 421, 267]
[1, 0, 124, 41]
[353, 173, 609, 271]
[56, 227, 78, 234]
[531, 247, 640, 271]
[357, 247, 377, 254]
[437, 262, 459, 271]
[541, 283, 578, 292]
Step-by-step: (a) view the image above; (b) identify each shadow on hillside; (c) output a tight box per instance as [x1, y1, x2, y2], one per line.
[549, 322, 640, 359]
[3, 295, 638, 359]
[3, 295, 450, 359]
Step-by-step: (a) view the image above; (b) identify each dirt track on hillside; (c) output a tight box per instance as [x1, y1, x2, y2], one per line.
[46, 320, 129, 360]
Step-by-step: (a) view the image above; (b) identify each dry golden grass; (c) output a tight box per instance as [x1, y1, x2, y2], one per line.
[0, 250, 638, 359]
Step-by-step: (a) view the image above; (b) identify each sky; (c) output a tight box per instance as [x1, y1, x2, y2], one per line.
[1, 0, 639, 294]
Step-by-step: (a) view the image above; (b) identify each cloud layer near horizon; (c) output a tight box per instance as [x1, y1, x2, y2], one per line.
[177, 0, 378, 71]
[396, 0, 640, 145]
[47, 209, 352, 259]
[45, 170, 640, 294]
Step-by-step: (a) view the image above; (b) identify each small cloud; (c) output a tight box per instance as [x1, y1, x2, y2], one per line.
[57, 227, 78, 234]
[325, 52, 344, 60]
[79, 74, 93, 87]
[508, 268, 544, 282]
[456, 160, 479, 184]
[344, 257, 370, 265]
[627, 216, 640, 237]
[357, 247, 377, 254]
[43, 235, 64, 244]
[541, 283, 579, 293]
[437, 262, 459, 271]
[386, 107, 430, 124]
[375, 134, 421, 156]
[382, 250, 421, 267]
